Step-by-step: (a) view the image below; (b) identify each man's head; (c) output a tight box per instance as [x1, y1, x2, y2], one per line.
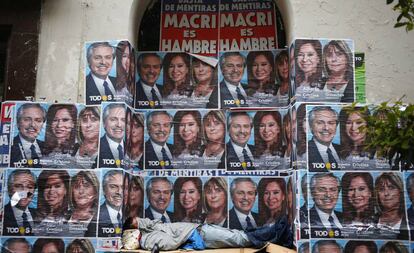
[220, 52, 246, 85]
[137, 53, 162, 86]
[87, 42, 115, 80]
[7, 169, 36, 210]
[313, 240, 342, 253]
[406, 173, 414, 204]
[16, 103, 46, 142]
[103, 104, 126, 143]
[147, 111, 172, 145]
[2, 238, 31, 253]
[228, 112, 252, 147]
[230, 178, 257, 215]
[309, 106, 338, 146]
[146, 177, 173, 214]
[103, 170, 123, 210]
[310, 173, 340, 214]
[301, 172, 308, 203]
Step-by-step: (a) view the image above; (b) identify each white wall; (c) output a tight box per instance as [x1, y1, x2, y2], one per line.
[36, 0, 414, 104]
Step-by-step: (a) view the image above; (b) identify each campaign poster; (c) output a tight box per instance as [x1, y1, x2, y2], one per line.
[404, 171, 414, 240]
[309, 239, 346, 253]
[293, 38, 355, 103]
[143, 176, 175, 222]
[225, 109, 290, 171]
[98, 168, 124, 238]
[65, 238, 97, 253]
[219, 0, 278, 52]
[85, 40, 135, 106]
[217, 49, 289, 108]
[306, 104, 391, 172]
[124, 107, 144, 172]
[355, 52, 366, 103]
[343, 239, 379, 253]
[1, 237, 35, 253]
[98, 102, 126, 169]
[144, 109, 226, 170]
[376, 241, 410, 253]
[0, 102, 14, 167]
[9, 102, 48, 168]
[308, 171, 409, 240]
[160, 0, 219, 56]
[298, 170, 309, 240]
[123, 172, 144, 224]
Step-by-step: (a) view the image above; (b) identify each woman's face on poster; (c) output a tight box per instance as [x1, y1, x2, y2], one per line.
[345, 112, 366, 144]
[51, 109, 74, 140]
[378, 179, 400, 211]
[44, 174, 67, 210]
[193, 61, 213, 83]
[41, 242, 59, 253]
[179, 114, 199, 145]
[204, 115, 225, 143]
[122, 46, 131, 72]
[129, 180, 143, 208]
[80, 110, 100, 141]
[259, 114, 280, 145]
[252, 54, 272, 82]
[205, 182, 226, 210]
[168, 55, 188, 83]
[179, 180, 200, 211]
[263, 181, 285, 211]
[325, 45, 347, 75]
[348, 176, 371, 212]
[277, 57, 289, 80]
[131, 120, 144, 145]
[297, 43, 319, 75]
[73, 176, 96, 209]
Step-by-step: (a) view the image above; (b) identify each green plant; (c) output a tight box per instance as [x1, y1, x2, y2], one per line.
[364, 98, 414, 169]
[387, 0, 414, 31]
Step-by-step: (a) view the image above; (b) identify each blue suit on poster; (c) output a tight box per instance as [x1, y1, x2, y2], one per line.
[134, 80, 163, 109]
[85, 74, 116, 105]
[144, 140, 174, 170]
[226, 142, 255, 171]
[98, 203, 121, 237]
[99, 135, 124, 168]
[229, 207, 259, 230]
[309, 206, 343, 237]
[10, 135, 44, 167]
[307, 138, 341, 172]
[144, 207, 174, 222]
[2, 202, 35, 236]
[208, 81, 247, 108]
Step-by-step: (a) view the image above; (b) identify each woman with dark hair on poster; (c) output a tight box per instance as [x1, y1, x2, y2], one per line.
[253, 111, 285, 169]
[294, 39, 323, 100]
[344, 241, 377, 253]
[173, 177, 203, 223]
[33, 238, 64, 253]
[375, 172, 408, 239]
[162, 53, 193, 107]
[125, 113, 144, 168]
[68, 171, 99, 237]
[72, 106, 100, 168]
[172, 110, 203, 161]
[258, 178, 286, 226]
[202, 177, 228, 227]
[246, 51, 277, 106]
[201, 110, 225, 169]
[115, 40, 133, 101]
[275, 50, 290, 105]
[322, 40, 354, 102]
[34, 169, 71, 236]
[125, 175, 144, 220]
[44, 104, 77, 156]
[191, 58, 217, 108]
[341, 172, 375, 227]
[379, 242, 408, 253]
[66, 239, 95, 253]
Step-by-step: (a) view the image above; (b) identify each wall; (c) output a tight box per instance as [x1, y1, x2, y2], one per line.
[36, 0, 414, 103]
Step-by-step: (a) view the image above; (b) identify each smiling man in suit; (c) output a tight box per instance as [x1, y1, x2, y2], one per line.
[99, 103, 126, 168]
[10, 103, 46, 168]
[145, 177, 174, 223]
[229, 178, 259, 231]
[85, 42, 116, 105]
[308, 106, 341, 171]
[98, 170, 124, 237]
[226, 111, 255, 170]
[135, 53, 163, 109]
[145, 111, 174, 170]
[3, 169, 36, 236]
[309, 172, 343, 236]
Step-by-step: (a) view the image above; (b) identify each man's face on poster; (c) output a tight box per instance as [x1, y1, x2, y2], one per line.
[232, 180, 256, 215]
[104, 173, 123, 210]
[18, 107, 44, 142]
[104, 106, 126, 143]
[10, 172, 36, 209]
[229, 114, 251, 147]
[222, 55, 244, 85]
[140, 55, 162, 86]
[89, 45, 114, 80]
[312, 176, 339, 214]
[311, 110, 337, 146]
[148, 180, 172, 214]
[149, 113, 172, 145]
